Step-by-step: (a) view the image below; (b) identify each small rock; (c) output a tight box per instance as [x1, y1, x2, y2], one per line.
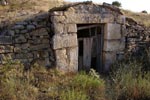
[27, 25, 36, 30]
[13, 25, 25, 30]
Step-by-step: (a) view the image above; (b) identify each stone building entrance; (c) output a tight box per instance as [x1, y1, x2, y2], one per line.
[77, 24, 104, 72]
[50, 2, 126, 72]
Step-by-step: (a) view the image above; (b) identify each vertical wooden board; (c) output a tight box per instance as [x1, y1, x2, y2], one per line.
[83, 38, 93, 71]
[78, 56, 83, 70]
[96, 34, 101, 72]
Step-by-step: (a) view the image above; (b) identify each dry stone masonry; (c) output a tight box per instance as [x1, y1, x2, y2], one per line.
[126, 17, 150, 55]
[0, 12, 55, 68]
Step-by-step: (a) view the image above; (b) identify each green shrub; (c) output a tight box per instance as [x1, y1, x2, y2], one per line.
[70, 69, 106, 100]
[110, 61, 150, 100]
[60, 89, 89, 100]
[112, 1, 121, 7]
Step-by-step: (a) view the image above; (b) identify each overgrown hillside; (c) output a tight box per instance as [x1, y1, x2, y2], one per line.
[122, 9, 150, 27]
[0, 0, 64, 27]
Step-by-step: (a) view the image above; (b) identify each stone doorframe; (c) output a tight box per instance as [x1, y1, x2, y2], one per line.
[50, 11, 125, 72]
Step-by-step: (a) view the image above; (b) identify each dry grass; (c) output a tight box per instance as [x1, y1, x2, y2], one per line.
[122, 9, 150, 27]
[0, 0, 64, 27]
[0, 61, 106, 100]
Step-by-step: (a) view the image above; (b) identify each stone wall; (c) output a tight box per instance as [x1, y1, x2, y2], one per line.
[126, 17, 150, 55]
[0, 13, 55, 68]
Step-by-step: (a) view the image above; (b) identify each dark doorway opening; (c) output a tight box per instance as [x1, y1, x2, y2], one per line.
[77, 24, 104, 73]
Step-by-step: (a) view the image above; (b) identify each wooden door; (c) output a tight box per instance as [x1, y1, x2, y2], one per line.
[83, 38, 93, 71]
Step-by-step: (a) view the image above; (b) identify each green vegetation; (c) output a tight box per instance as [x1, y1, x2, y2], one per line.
[109, 61, 150, 100]
[0, 58, 149, 100]
[112, 1, 121, 7]
[0, 61, 106, 100]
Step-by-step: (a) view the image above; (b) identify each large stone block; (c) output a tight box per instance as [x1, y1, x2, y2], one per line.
[55, 49, 68, 71]
[0, 36, 12, 44]
[103, 52, 116, 72]
[67, 47, 78, 72]
[104, 23, 121, 40]
[51, 16, 66, 23]
[55, 47, 78, 72]
[103, 40, 125, 51]
[52, 23, 66, 34]
[53, 34, 78, 50]
[67, 24, 77, 33]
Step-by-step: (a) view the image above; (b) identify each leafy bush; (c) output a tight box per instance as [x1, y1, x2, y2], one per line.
[112, 1, 121, 7]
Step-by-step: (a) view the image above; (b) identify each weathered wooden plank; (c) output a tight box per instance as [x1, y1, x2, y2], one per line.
[83, 38, 93, 71]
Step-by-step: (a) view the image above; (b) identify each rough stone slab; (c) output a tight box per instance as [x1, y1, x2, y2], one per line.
[30, 28, 48, 36]
[52, 23, 66, 34]
[12, 25, 25, 30]
[30, 44, 50, 51]
[103, 40, 125, 51]
[14, 53, 33, 59]
[51, 16, 66, 23]
[53, 34, 78, 50]
[104, 23, 121, 40]
[0, 36, 12, 44]
[7, 30, 15, 36]
[55, 49, 68, 71]
[66, 47, 78, 72]
[15, 35, 27, 43]
[15, 43, 30, 51]
[27, 25, 36, 30]
[67, 24, 77, 33]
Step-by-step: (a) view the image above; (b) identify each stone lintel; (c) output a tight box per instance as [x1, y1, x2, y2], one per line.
[64, 13, 102, 24]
